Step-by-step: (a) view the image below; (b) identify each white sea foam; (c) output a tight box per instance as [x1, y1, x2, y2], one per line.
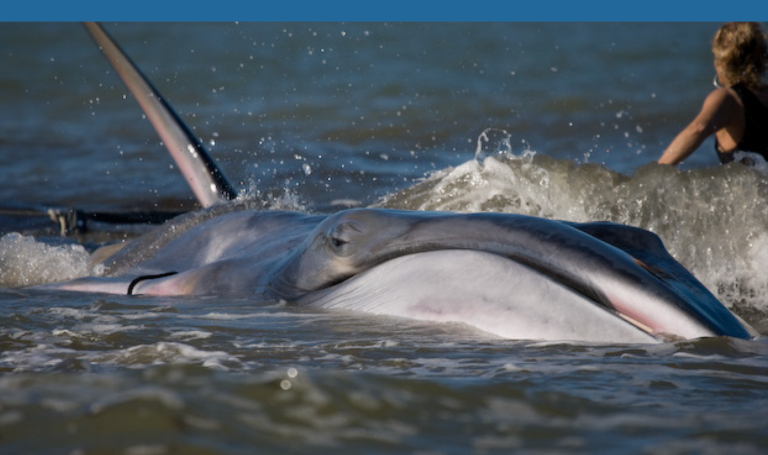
[381, 148, 768, 319]
[92, 342, 242, 370]
[169, 330, 213, 341]
[0, 233, 98, 287]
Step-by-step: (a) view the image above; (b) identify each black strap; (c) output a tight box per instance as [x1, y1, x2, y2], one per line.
[127, 271, 179, 295]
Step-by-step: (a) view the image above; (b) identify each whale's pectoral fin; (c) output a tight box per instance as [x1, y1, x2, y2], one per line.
[126, 258, 271, 297]
[37, 271, 187, 297]
[34, 277, 137, 295]
[83, 22, 236, 207]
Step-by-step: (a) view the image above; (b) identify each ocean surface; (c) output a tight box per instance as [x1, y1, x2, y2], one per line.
[1, 22, 768, 454]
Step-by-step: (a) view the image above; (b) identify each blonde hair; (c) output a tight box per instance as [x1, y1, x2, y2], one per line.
[712, 22, 767, 89]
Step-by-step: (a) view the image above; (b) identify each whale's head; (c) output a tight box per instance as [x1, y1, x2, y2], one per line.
[268, 208, 755, 342]
[270, 209, 427, 299]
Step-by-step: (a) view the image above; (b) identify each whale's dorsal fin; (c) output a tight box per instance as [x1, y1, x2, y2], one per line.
[83, 22, 236, 207]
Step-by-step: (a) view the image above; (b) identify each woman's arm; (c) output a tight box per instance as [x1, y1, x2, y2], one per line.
[657, 88, 741, 165]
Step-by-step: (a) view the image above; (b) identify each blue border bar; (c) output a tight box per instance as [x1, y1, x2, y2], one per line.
[4, 0, 768, 21]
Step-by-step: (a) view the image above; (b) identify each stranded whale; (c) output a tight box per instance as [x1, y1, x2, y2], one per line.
[34, 23, 755, 343]
[45, 204, 753, 343]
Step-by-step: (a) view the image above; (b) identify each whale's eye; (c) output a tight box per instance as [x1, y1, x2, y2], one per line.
[326, 220, 362, 256]
[328, 234, 350, 255]
[330, 236, 348, 249]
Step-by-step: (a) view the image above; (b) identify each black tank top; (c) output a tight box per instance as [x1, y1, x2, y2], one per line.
[716, 82, 768, 164]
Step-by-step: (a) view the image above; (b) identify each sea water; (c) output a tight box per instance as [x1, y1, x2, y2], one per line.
[1, 22, 768, 454]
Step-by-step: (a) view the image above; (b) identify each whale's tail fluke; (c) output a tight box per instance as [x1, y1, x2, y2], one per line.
[83, 22, 237, 207]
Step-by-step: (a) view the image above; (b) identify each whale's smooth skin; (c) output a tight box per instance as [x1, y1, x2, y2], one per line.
[33, 23, 756, 344]
[44, 205, 754, 343]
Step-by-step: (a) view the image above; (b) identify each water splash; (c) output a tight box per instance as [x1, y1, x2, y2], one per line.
[474, 128, 513, 166]
[0, 233, 97, 287]
[380, 152, 768, 322]
[236, 178, 308, 212]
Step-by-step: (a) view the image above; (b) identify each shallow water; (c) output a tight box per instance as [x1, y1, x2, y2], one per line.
[2, 289, 768, 454]
[2, 22, 768, 454]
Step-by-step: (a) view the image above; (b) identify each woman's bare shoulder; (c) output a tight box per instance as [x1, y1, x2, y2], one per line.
[701, 87, 743, 120]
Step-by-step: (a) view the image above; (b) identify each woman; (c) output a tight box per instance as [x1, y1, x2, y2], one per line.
[658, 22, 768, 166]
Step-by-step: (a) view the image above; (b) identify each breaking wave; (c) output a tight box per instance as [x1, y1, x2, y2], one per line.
[379, 136, 768, 322]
